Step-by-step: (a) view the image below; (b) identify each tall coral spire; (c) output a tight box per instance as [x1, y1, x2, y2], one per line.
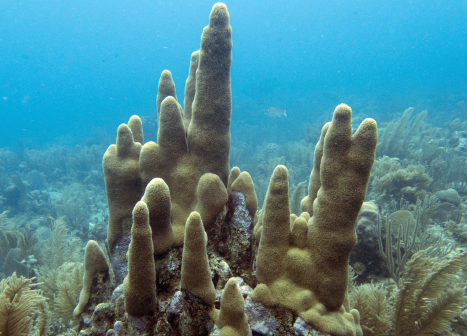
[181, 211, 216, 305]
[187, 2, 232, 185]
[138, 2, 232, 246]
[253, 104, 377, 336]
[141, 178, 174, 255]
[103, 117, 143, 254]
[217, 278, 250, 336]
[124, 201, 157, 316]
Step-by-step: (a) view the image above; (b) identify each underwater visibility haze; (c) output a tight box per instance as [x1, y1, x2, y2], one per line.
[1, 1, 467, 335]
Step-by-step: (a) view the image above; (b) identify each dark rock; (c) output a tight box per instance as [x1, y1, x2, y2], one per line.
[350, 201, 389, 283]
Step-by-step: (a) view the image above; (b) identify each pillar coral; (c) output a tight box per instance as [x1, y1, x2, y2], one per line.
[252, 104, 377, 336]
[140, 178, 174, 256]
[80, 3, 381, 336]
[139, 0, 232, 245]
[103, 2, 232, 253]
[73, 240, 109, 317]
[183, 51, 200, 130]
[156, 70, 178, 121]
[123, 201, 157, 317]
[103, 117, 143, 254]
[229, 169, 257, 217]
[180, 211, 216, 305]
[217, 278, 250, 336]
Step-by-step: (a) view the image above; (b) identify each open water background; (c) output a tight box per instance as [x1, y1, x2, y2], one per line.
[1, 0, 466, 148]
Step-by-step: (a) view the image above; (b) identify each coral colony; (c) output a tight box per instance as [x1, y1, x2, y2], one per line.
[1, 3, 467, 336]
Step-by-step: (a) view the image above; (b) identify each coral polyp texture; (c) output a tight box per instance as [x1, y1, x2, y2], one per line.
[252, 105, 377, 336]
[74, 3, 377, 336]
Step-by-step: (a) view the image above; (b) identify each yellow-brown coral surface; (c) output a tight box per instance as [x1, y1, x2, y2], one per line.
[74, 4, 378, 336]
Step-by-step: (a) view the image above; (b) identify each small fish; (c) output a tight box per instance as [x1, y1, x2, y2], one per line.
[266, 107, 287, 117]
[47, 216, 55, 226]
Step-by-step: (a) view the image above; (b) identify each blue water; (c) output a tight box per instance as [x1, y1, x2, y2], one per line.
[1, 0, 466, 148]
